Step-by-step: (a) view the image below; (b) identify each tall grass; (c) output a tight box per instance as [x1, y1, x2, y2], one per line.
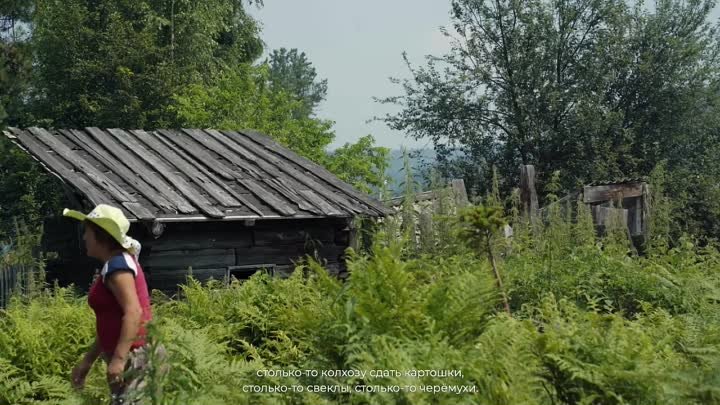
[1, 171, 719, 404]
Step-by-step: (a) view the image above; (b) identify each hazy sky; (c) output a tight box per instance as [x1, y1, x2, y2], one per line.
[252, 2, 720, 150]
[250, 0, 452, 149]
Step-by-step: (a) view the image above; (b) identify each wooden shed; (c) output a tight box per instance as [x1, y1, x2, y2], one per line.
[3, 127, 389, 291]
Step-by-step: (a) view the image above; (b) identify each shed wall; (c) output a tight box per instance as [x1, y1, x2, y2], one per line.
[41, 217, 352, 293]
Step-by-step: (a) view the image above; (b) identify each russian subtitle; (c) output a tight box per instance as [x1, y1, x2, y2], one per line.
[245, 369, 476, 395]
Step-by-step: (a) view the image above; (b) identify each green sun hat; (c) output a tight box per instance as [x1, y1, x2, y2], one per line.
[63, 204, 140, 255]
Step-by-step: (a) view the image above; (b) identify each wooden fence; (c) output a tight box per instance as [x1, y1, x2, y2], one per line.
[0, 262, 35, 308]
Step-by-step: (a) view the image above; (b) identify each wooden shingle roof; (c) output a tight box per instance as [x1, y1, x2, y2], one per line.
[3, 127, 390, 222]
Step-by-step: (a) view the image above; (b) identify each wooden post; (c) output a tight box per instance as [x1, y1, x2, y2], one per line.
[641, 183, 651, 241]
[451, 179, 469, 208]
[519, 165, 539, 219]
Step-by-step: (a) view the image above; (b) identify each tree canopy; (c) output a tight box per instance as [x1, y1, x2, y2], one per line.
[378, 0, 720, 239]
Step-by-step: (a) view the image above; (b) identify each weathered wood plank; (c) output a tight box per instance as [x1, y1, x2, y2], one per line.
[451, 179, 469, 207]
[274, 177, 339, 216]
[155, 130, 265, 216]
[238, 178, 296, 216]
[107, 129, 224, 218]
[236, 244, 346, 266]
[220, 130, 364, 215]
[85, 127, 197, 214]
[298, 189, 343, 216]
[9, 128, 110, 206]
[201, 129, 284, 179]
[122, 202, 156, 221]
[592, 206, 629, 227]
[182, 129, 264, 179]
[253, 227, 336, 246]
[182, 129, 296, 215]
[28, 127, 136, 203]
[132, 130, 241, 208]
[144, 248, 235, 269]
[236, 129, 390, 215]
[144, 230, 253, 251]
[62, 130, 175, 213]
[264, 178, 325, 215]
[148, 268, 228, 290]
[155, 130, 240, 181]
[583, 183, 644, 204]
[151, 268, 227, 281]
[520, 165, 539, 218]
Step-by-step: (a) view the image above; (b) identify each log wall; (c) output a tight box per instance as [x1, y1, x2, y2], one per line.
[42, 217, 352, 293]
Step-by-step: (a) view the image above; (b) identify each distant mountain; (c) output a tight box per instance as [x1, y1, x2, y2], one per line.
[384, 148, 436, 197]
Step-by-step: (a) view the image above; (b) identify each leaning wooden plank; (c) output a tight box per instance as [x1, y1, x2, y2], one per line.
[238, 178, 296, 216]
[220, 130, 364, 214]
[62, 130, 175, 213]
[154, 130, 265, 216]
[84, 127, 197, 215]
[122, 202, 156, 221]
[583, 183, 644, 204]
[131, 130, 240, 208]
[9, 128, 110, 206]
[28, 128, 136, 203]
[156, 130, 240, 181]
[237, 129, 390, 215]
[110, 129, 224, 218]
[182, 129, 265, 179]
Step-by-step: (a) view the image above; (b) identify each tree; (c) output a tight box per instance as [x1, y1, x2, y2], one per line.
[0, 0, 32, 126]
[25, 0, 264, 128]
[266, 47, 328, 119]
[378, 0, 720, 238]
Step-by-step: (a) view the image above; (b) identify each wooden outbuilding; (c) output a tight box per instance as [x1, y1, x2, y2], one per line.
[519, 164, 650, 246]
[3, 127, 389, 291]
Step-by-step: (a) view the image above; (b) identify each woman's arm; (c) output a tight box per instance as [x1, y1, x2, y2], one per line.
[105, 271, 143, 381]
[72, 334, 102, 389]
[83, 335, 103, 364]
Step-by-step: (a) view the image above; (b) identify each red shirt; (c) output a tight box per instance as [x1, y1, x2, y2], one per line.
[88, 252, 152, 356]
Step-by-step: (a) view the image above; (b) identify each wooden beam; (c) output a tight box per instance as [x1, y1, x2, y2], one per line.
[143, 248, 235, 269]
[583, 183, 644, 204]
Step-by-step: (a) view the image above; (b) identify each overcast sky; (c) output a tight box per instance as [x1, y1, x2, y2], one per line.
[252, 2, 720, 150]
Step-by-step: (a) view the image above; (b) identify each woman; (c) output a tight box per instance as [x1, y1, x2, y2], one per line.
[65, 204, 153, 404]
